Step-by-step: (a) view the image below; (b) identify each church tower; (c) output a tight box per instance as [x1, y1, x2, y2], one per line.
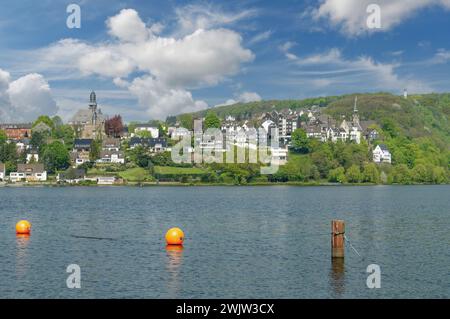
[352, 96, 360, 127]
[89, 91, 98, 126]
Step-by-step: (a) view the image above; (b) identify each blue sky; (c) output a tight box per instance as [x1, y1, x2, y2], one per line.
[1, 0, 450, 122]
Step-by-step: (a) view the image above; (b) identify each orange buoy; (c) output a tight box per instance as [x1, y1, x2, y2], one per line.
[16, 220, 31, 235]
[165, 227, 184, 245]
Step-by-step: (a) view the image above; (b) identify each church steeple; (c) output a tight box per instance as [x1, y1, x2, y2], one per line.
[352, 96, 360, 126]
[88, 91, 98, 127]
[89, 91, 97, 107]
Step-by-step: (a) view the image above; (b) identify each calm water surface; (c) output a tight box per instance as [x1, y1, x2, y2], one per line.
[0, 186, 448, 298]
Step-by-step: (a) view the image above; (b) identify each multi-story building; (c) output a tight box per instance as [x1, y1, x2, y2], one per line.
[0, 123, 32, 140]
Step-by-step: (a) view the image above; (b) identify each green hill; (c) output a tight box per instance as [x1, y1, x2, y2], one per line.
[179, 92, 450, 146]
[175, 93, 449, 184]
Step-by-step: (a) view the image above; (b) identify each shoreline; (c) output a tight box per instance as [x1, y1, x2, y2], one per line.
[1, 181, 449, 188]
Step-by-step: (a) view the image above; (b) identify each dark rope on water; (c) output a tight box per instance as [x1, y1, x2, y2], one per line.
[70, 235, 116, 241]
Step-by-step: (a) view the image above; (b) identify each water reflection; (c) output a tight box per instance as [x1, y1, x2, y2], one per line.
[16, 234, 30, 278]
[166, 245, 183, 296]
[329, 258, 345, 297]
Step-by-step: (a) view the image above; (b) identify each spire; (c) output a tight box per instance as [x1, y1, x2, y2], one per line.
[89, 91, 97, 106]
[352, 96, 360, 127]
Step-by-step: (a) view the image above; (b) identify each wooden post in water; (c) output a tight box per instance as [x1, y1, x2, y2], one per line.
[331, 220, 345, 258]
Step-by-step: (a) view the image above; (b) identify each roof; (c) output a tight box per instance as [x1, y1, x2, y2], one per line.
[135, 123, 158, 128]
[0, 123, 32, 129]
[74, 139, 93, 148]
[59, 168, 86, 180]
[378, 144, 389, 151]
[129, 137, 167, 148]
[32, 122, 52, 132]
[17, 164, 45, 173]
[102, 138, 120, 147]
[70, 109, 105, 124]
[100, 150, 124, 158]
[360, 120, 377, 132]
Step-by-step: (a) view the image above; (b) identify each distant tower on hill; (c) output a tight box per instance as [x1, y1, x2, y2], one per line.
[403, 89, 408, 99]
[352, 96, 360, 126]
[89, 91, 98, 126]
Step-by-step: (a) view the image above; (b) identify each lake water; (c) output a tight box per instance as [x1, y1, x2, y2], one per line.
[0, 186, 448, 299]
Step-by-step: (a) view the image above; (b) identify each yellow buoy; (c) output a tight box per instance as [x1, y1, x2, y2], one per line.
[165, 227, 184, 245]
[16, 220, 31, 235]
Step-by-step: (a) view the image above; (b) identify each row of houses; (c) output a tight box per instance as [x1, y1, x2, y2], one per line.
[0, 163, 125, 184]
[0, 163, 47, 182]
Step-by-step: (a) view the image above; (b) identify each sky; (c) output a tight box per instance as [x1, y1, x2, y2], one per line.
[1, 0, 450, 123]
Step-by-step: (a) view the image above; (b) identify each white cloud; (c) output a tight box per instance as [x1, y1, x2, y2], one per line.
[107, 8, 151, 42]
[249, 30, 273, 45]
[238, 91, 262, 103]
[128, 76, 207, 119]
[29, 8, 254, 119]
[281, 48, 432, 94]
[215, 91, 262, 107]
[312, 0, 450, 36]
[174, 4, 258, 35]
[79, 49, 135, 78]
[0, 71, 58, 122]
[429, 49, 450, 64]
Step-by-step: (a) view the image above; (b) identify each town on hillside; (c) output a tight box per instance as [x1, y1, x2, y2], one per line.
[0, 90, 420, 186]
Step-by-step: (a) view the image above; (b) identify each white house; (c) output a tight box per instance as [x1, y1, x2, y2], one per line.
[0, 162, 5, 181]
[134, 124, 159, 138]
[271, 147, 288, 165]
[26, 150, 39, 163]
[10, 164, 47, 182]
[97, 150, 125, 164]
[373, 144, 392, 164]
[97, 176, 116, 185]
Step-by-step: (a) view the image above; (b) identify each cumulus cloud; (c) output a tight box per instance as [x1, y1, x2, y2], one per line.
[128, 76, 207, 119]
[215, 91, 262, 107]
[107, 8, 151, 42]
[312, 0, 450, 36]
[0, 70, 58, 122]
[33, 8, 254, 119]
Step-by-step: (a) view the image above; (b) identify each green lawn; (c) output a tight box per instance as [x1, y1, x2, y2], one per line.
[154, 166, 206, 175]
[118, 167, 153, 182]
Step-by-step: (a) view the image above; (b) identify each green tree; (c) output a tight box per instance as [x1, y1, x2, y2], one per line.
[128, 145, 151, 168]
[0, 142, 18, 172]
[291, 129, 311, 154]
[391, 164, 412, 184]
[33, 115, 54, 130]
[30, 131, 47, 150]
[41, 141, 70, 174]
[136, 130, 152, 138]
[346, 165, 362, 183]
[0, 129, 7, 144]
[362, 163, 381, 183]
[431, 166, 447, 184]
[204, 111, 221, 129]
[53, 124, 75, 148]
[51, 116, 63, 128]
[179, 114, 193, 130]
[328, 167, 346, 183]
[381, 118, 399, 138]
[89, 139, 102, 162]
[411, 164, 430, 183]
